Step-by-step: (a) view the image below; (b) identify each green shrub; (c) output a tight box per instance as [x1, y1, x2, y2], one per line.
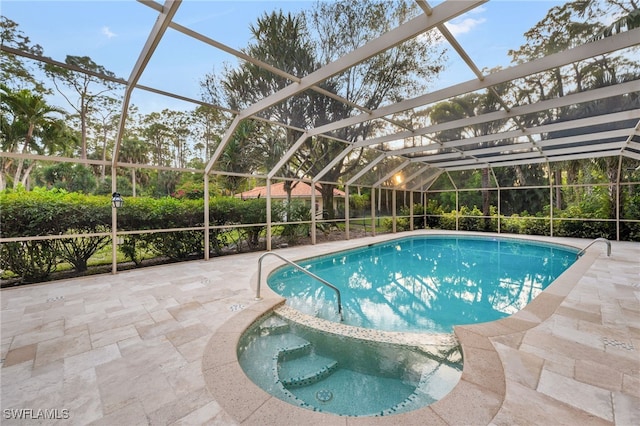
[440, 210, 458, 230]
[0, 188, 112, 275]
[278, 200, 311, 244]
[0, 241, 58, 282]
[458, 206, 484, 231]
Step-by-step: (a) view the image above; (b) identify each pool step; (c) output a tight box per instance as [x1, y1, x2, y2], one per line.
[259, 316, 290, 335]
[277, 341, 313, 362]
[278, 352, 339, 389]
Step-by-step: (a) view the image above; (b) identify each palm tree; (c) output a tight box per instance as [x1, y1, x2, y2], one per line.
[118, 138, 148, 197]
[0, 84, 65, 188]
[429, 87, 511, 221]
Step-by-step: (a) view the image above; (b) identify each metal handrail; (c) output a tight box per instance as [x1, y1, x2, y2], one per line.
[256, 252, 343, 321]
[577, 237, 611, 257]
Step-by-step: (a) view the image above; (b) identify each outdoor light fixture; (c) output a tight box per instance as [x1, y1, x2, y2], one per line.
[111, 192, 124, 208]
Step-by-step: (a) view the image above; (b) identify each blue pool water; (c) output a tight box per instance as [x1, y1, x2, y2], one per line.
[268, 235, 578, 333]
[240, 235, 578, 416]
[238, 314, 462, 417]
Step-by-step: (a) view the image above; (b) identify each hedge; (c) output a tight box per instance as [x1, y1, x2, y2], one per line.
[0, 189, 279, 282]
[3, 190, 637, 284]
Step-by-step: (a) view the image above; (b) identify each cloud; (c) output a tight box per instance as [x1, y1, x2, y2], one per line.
[101, 26, 116, 39]
[444, 17, 486, 37]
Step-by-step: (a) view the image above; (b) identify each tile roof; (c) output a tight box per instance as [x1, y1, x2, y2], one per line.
[236, 182, 345, 199]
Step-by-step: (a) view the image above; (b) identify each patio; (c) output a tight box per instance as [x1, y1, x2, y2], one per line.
[1, 231, 639, 425]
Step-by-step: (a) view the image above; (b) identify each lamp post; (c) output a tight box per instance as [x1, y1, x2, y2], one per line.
[111, 192, 123, 274]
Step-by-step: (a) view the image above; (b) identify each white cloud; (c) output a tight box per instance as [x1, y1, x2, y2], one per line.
[101, 26, 116, 39]
[444, 17, 486, 37]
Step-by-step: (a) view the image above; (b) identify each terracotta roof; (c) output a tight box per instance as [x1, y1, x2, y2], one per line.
[236, 182, 345, 199]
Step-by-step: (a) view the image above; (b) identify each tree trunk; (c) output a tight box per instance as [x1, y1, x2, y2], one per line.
[80, 103, 88, 160]
[101, 127, 107, 182]
[131, 169, 137, 197]
[481, 168, 490, 216]
[555, 169, 563, 210]
[13, 123, 35, 188]
[481, 168, 491, 230]
[20, 161, 36, 188]
[321, 183, 335, 219]
[281, 181, 294, 221]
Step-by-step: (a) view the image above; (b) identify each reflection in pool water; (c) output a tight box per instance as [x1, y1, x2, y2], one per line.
[268, 236, 577, 333]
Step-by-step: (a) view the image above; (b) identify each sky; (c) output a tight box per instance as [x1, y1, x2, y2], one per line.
[2, 0, 565, 115]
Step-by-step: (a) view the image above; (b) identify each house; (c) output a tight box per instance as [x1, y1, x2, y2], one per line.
[236, 182, 345, 216]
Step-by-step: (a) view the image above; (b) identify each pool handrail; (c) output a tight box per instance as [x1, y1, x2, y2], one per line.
[256, 252, 344, 321]
[577, 237, 611, 258]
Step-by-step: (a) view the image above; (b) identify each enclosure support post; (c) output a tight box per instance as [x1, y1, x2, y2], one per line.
[111, 167, 117, 275]
[616, 156, 622, 241]
[423, 192, 426, 229]
[345, 185, 350, 240]
[455, 190, 459, 231]
[392, 189, 397, 233]
[371, 187, 376, 237]
[497, 187, 501, 234]
[311, 183, 317, 245]
[549, 170, 554, 237]
[409, 191, 414, 231]
[266, 179, 272, 251]
[204, 176, 209, 260]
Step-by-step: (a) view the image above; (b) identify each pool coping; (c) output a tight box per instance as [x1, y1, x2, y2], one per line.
[201, 231, 599, 425]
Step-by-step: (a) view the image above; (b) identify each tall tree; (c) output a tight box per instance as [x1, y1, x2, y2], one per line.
[300, 0, 446, 217]
[220, 10, 317, 201]
[207, 1, 447, 217]
[509, 0, 640, 215]
[43, 56, 118, 160]
[163, 109, 193, 169]
[429, 84, 512, 221]
[141, 111, 171, 167]
[0, 17, 47, 93]
[119, 138, 149, 197]
[90, 95, 121, 182]
[191, 104, 224, 163]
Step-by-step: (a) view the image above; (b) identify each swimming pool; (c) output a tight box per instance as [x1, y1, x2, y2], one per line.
[268, 235, 578, 333]
[237, 234, 578, 416]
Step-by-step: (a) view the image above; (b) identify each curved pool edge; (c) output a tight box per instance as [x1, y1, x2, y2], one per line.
[202, 231, 597, 425]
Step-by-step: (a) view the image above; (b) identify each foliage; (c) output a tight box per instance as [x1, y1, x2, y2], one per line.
[43, 55, 119, 160]
[382, 216, 411, 232]
[96, 176, 132, 196]
[1, 84, 67, 190]
[0, 189, 286, 281]
[35, 163, 97, 193]
[236, 197, 268, 250]
[0, 240, 58, 282]
[0, 17, 47, 92]
[278, 200, 311, 244]
[2, 2, 640, 284]
[0, 188, 112, 275]
[349, 193, 369, 213]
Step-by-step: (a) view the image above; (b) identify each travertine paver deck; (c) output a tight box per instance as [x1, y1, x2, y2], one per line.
[1, 231, 638, 425]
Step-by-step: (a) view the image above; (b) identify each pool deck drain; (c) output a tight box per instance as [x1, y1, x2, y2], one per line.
[1, 231, 638, 425]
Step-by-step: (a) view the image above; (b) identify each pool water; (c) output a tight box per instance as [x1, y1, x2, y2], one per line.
[240, 235, 578, 416]
[268, 235, 578, 333]
[238, 314, 462, 417]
